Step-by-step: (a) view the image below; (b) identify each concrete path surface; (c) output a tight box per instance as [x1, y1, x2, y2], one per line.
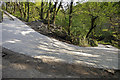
[1, 13, 120, 70]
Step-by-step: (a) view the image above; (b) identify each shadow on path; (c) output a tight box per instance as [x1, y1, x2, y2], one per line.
[1, 14, 120, 70]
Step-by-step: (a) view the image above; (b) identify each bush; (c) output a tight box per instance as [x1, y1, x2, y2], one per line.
[88, 39, 98, 47]
[79, 37, 90, 47]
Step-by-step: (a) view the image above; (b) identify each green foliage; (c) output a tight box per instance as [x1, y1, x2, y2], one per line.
[88, 39, 98, 47]
[6, 1, 120, 48]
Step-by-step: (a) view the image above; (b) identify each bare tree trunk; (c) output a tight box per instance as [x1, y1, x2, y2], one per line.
[6, 2, 8, 11]
[46, 1, 52, 19]
[52, 0, 58, 25]
[16, 2, 23, 18]
[86, 16, 98, 38]
[21, 3, 26, 19]
[48, 10, 50, 29]
[26, 1, 29, 22]
[35, 7, 41, 19]
[56, 0, 62, 15]
[24, 2, 27, 19]
[21, 2, 27, 19]
[13, 2, 16, 14]
[68, 0, 73, 35]
[40, 0, 44, 20]
[48, 1, 51, 29]
[9, 2, 12, 13]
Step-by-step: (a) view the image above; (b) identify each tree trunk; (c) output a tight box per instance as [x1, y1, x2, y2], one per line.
[16, 2, 23, 18]
[9, 2, 12, 13]
[48, 1, 51, 29]
[21, 3, 26, 19]
[86, 26, 95, 38]
[26, 2, 29, 22]
[56, 0, 62, 15]
[13, 2, 16, 14]
[52, 0, 58, 25]
[6, 2, 8, 11]
[24, 3, 27, 19]
[68, 0, 73, 35]
[46, 1, 52, 19]
[48, 10, 50, 29]
[40, 0, 44, 20]
[35, 7, 41, 19]
[86, 16, 98, 38]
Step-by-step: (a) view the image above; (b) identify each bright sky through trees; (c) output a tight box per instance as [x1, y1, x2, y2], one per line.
[2, 0, 119, 2]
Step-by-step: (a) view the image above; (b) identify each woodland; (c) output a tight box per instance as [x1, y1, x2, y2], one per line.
[4, 1, 120, 48]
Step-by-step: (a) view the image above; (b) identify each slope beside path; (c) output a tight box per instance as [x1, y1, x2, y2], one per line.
[1, 13, 120, 70]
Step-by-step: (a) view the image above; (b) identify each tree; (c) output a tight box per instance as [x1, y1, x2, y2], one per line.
[16, 2, 23, 18]
[56, 0, 62, 15]
[52, 0, 58, 25]
[73, 2, 119, 38]
[48, 0, 52, 28]
[68, 0, 73, 35]
[13, 2, 16, 14]
[86, 15, 98, 38]
[40, 0, 44, 20]
[20, 2, 27, 19]
[26, 1, 29, 22]
[6, 2, 8, 11]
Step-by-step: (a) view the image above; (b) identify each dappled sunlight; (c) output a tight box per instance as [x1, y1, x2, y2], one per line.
[21, 30, 35, 36]
[37, 46, 56, 52]
[5, 39, 21, 44]
[10, 63, 28, 70]
[106, 50, 118, 54]
[52, 38, 76, 50]
[3, 23, 36, 36]
[2, 14, 119, 70]
[69, 52, 100, 57]
[84, 62, 96, 66]
[87, 47, 119, 51]
[75, 60, 97, 67]
[34, 55, 66, 62]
